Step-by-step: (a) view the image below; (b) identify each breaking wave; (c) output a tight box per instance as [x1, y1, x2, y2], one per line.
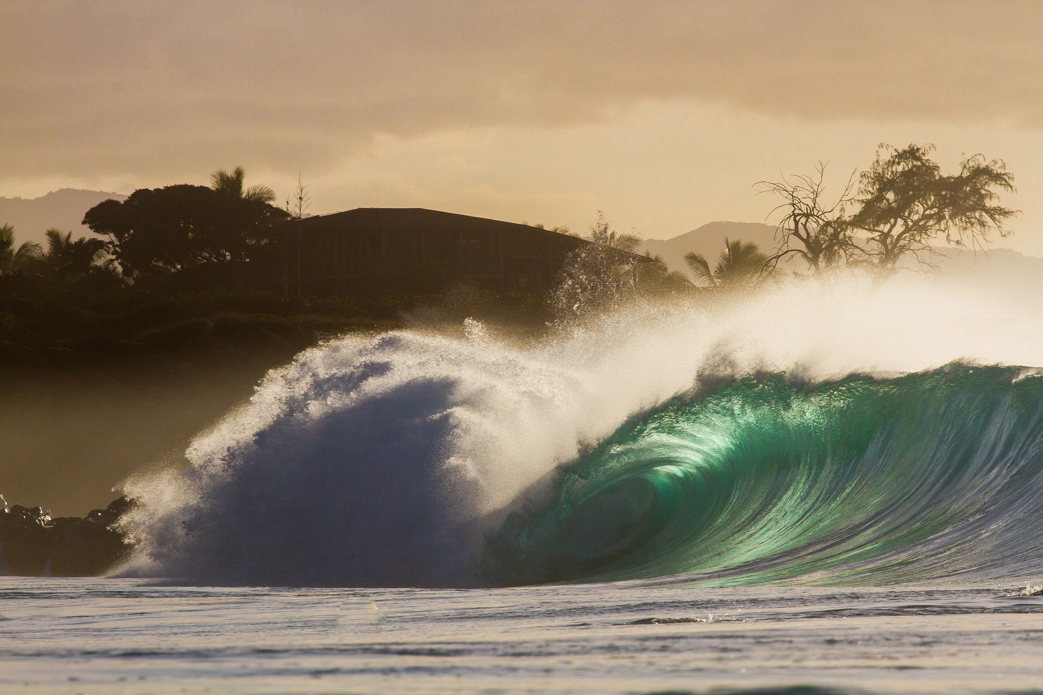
[121, 268, 1043, 587]
[481, 364, 1043, 585]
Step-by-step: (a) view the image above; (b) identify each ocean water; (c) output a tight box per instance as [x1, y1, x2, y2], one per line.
[5, 269, 1043, 692]
[1, 577, 1041, 694]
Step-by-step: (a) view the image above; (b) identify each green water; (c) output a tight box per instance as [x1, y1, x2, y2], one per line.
[482, 364, 1043, 586]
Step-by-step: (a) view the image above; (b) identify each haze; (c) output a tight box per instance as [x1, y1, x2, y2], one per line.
[3, 0, 1043, 253]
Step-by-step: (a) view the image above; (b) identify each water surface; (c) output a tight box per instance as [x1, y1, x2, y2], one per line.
[2, 577, 1042, 694]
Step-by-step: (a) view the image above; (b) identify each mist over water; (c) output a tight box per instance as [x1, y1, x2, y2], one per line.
[121, 261, 1043, 587]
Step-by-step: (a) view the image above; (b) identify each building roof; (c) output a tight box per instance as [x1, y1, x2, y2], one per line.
[280, 207, 650, 262]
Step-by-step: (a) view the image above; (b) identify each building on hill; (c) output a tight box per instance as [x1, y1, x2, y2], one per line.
[274, 207, 645, 296]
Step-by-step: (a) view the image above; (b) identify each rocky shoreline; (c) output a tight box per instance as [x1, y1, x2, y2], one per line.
[0, 495, 134, 576]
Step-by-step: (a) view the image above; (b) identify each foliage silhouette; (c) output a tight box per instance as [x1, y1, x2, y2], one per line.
[0, 224, 43, 277]
[762, 144, 1017, 273]
[636, 252, 693, 293]
[285, 174, 311, 221]
[211, 166, 277, 204]
[40, 229, 108, 282]
[83, 184, 289, 280]
[685, 238, 769, 289]
[758, 164, 860, 272]
[851, 144, 1016, 268]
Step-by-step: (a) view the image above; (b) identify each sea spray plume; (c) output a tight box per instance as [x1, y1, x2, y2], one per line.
[549, 213, 643, 324]
[495, 266, 1043, 585]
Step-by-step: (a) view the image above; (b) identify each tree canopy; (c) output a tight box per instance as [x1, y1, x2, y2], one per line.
[637, 253, 692, 293]
[762, 144, 1017, 273]
[850, 144, 1016, 268]
[83, 182, 288, 280]
[40, 229, 108, 282]
[685, 239, 769, 289]
[211, 166, 277, 204]
[758, 164, 859, 272]
[0, 224, 43, 277]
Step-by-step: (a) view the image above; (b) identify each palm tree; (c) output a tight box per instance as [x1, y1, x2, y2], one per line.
[210, 166, 277, 203]
[637, 252, 694, 293]
[589, 212, 642, 253]
[42, 229, 107, 280]
[0, 223, 43, 277]
[684, 238, 769, 290]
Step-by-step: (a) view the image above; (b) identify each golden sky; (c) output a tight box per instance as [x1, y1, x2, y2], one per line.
[3, 0, 1043, 252]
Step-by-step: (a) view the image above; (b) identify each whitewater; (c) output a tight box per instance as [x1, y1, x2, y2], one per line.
[3, 264, 1043, 693]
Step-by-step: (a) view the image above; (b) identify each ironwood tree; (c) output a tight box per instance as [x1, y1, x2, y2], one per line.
[762, 144, 1017, 273]
[850, 144, 1016, 268]
[285, 174, 311, 221]
[758, 164, 860, 272]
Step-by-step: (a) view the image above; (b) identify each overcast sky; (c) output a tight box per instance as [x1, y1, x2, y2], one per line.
[3, 0, 1043, 253]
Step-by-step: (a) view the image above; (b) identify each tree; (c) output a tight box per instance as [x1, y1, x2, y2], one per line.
[685, 239, 769, 290]
[758, 164, 860, 272]
[636, 252, 693, 293]
[285, 174, 311, 221]
[588, 211, 641, 253]
[83, 184, 289, 280]
[850, 144, 1016, 268]
[40, 229, 108, 281]
[0, 224, 43, 277]
[763, 144, 1017, 273]
[211, 166, 277, 204]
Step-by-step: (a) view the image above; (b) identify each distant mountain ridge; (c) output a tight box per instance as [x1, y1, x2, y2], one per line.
[640, 221, 778, 279]
[0, 189, 127, 246]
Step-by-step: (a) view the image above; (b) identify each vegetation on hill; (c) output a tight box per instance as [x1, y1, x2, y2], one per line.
[1, 169, 573, 383]
[1, 146, 1018, 378]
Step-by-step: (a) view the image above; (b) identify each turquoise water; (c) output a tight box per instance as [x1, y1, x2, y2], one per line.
[482, 364, 1043, 587]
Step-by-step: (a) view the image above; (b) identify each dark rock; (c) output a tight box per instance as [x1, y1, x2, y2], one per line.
[0, 495, 135, 576]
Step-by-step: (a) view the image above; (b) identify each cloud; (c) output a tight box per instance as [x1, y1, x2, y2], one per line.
[2, 0, 1042, 182]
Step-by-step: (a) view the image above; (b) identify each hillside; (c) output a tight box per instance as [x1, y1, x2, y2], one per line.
[0, 188, 127, 245]
[640, 221, 778, 279]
